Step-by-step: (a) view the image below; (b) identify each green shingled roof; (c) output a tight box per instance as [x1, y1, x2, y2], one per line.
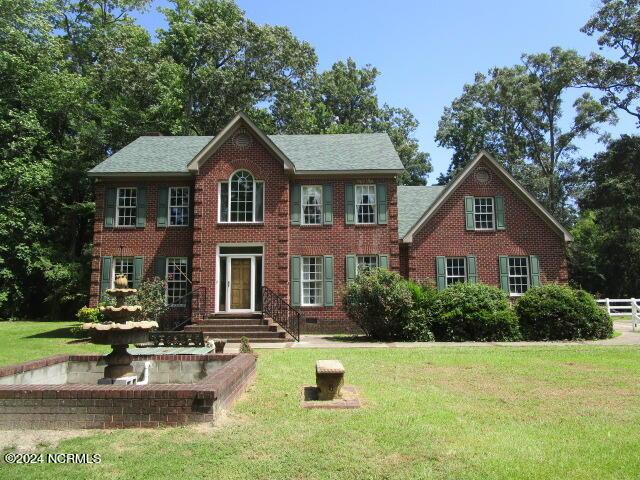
[88, 132, 404, 175]
[397, 185, 447, 238]
[89, 136, 213, 175]
[269, 133, 403, 172]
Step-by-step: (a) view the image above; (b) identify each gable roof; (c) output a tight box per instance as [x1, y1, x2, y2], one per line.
[397, 185, 446, 238]
[89, 112, 404, 177]
[187, 112, 295, 172]
[401, 151, 573, 243]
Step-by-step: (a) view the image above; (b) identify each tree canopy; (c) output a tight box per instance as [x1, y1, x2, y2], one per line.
[435, 47, 614, 223]
[0, 0, 431, 318]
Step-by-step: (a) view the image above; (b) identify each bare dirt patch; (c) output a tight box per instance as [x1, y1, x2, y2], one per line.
[0, 430, 94, 453]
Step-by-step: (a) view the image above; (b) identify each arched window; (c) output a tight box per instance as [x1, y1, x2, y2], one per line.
[219, 170, 264, 223]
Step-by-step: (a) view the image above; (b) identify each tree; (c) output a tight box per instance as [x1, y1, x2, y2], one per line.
[155, 0, 317, 135]
[570, 135, 640, 296]
[436, 47, 614, 222]
[272, 58, 432, 184]
[582, 0, 640, 125]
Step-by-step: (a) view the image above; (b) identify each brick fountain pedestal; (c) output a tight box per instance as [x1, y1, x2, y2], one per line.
[83, 274, 157, 384]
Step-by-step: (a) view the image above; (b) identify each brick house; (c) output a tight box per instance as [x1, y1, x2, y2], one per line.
[88, 113, 572, 339]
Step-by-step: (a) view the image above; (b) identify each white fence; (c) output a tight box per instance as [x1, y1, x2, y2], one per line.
[597, 298, 639, 331]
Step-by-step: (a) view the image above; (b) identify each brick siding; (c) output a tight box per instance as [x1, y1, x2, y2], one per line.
[403, 158, 568, 288]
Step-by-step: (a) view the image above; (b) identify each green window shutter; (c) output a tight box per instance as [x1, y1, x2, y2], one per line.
[133, 256, 144, 288]
[136, 186, 147, 228]
[220, 182, 229, 222]
[376, 183, 388, 225]
[345, 183, 355, 224]
[155, 256, 166, 280]
[290, 256, 301, 306]
[104, 188, 116, 228]
[255, 182, 264, 222]
[345, 255, 357, 284]
[157, 187, 168, 227]
[466, 255, 477, 283]
[436, 256, 446, 291]
[189, 187, 195, 226]
[323, 255, 334, 306]
[322, 184, 333, 225]
[378, 254, 389, 269]
[495, 196, 505, 230]
[464, 196, 475, 230]
[499, 256, 509, 293]
[100, 256, 113, 296]
[529, 255, 541, 287]
[290, 184, 301, 225]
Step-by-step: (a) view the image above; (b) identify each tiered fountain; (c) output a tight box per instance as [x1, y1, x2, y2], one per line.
[83, 274, 157, 384]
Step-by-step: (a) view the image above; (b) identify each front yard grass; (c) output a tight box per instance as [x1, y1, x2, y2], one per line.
[0, 321, 106, 366]
[1, 321, 639, 479]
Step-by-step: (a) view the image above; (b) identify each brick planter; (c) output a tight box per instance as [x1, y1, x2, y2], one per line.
[0, 353, 256, 429]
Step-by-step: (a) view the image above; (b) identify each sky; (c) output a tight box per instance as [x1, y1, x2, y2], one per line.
[134, 0, 636, 183]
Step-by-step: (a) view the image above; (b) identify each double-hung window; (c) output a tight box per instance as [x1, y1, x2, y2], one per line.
[356, 184, 376, 224]
[357, 255, 378, 274]
[301, 186, 322, 225]
[166, 257, 189, 305]
[474, 197, 494, 230]
[508, 257, 529, 295]
[301, 257, 323, 306]
[169, 187, 189, 226]
[112, 257, 134, 288]
[116, 188, 137, 227]
[219, 170, 264, 223]
[446, 258, 466, 285]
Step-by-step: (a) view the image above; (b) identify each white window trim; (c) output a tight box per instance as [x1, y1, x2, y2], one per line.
[474, 197, 495, 231]
[111, 257, 134, 288]
[356, 255, 378, 275]
[445, 257, 467, 286]
[166, 257, 189, 306]
[355, 184, 377, 224]
[300, 256, 323, 307]
[115, 187, 137, 227]
[301, 185, 323, 225]
[217, 171, 265, 224]
[168, 186, 190, 227]
[508, 256, 529, 297]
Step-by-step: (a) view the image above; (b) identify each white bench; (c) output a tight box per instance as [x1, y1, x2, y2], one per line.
[316, 360, 345, 400]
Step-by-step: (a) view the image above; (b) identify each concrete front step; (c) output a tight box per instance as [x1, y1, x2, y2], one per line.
[189, 330, 287, 340]
[185, 324, 277, 333]
[205, 312, 263, 319]
[194, 319, 269, 326]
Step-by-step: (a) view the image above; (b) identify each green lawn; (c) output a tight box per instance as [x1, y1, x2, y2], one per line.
[0, 321, 107, 366]
[1, 322, 639, 479]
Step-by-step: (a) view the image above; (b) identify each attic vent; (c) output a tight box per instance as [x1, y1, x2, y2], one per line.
[233, 131, 253, 149]
[474, 168, 490, 184]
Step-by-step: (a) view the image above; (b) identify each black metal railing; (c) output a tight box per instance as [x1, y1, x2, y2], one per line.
[261, 286, 302, 341]
[158, 286, 207, 331]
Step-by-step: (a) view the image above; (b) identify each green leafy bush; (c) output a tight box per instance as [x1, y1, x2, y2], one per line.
[516, 284, 613, 340]
[343, 269, 434, 341]
[133, 278, 167, 323]
[75, 306, 103, 324]
[432, 283, 520, 341]
[239, 336, 253, 353]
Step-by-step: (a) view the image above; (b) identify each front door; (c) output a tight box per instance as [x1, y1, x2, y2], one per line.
[230, 258, 252, 310]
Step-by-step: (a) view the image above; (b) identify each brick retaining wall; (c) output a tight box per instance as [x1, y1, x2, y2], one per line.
[0, 353, 256, 429]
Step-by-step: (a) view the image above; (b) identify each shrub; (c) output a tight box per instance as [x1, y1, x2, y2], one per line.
[432, 283, 521, 341]
[133, 278, 166, 323]
[343, 269, 433, 341]
[76, 306, 103, 324]
[516, 284, 613, 340]
[239, 336, 253, 353]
